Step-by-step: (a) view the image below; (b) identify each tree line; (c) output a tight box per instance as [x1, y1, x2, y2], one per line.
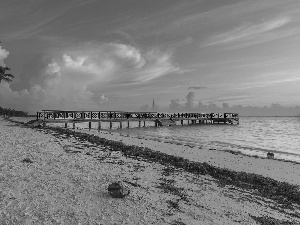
[0, 107, 28, 117]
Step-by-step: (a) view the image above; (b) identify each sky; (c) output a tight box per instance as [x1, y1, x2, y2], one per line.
[0, 0, 300, 114]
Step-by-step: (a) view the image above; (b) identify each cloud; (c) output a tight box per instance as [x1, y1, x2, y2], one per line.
[96, 94, 109, 105]
[0, 82, 46, 112]
[185, 92, 195, 109]
[1, 0, 101, 39]
[203, 17, 292, 48]
[132, 49, 180, 83]
[234, 57, 289, 68]
[217, 71, 300, 92]
[0, 46, 9, 66]
[0, 42, 180, 113]
[132, 0, 292, 39]
[110, 44, 145, 69]
[188, 86, 207, 90]
[44, 61, 61, 77]
[225, 28, 300, 50]
[212, 95, 259, 103]
[99, 94, 108, 101]
[44, 43, 179, 83]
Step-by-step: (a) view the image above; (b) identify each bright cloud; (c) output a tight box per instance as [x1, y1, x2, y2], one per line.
[63, 54, 86, 69]
[111, 44, 145, 68]
[0, 46, 9, 66]
[45, 61, 61, 77]
[133, 49, 180, 82]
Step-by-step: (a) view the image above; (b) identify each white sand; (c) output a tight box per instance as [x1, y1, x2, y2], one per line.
[1, 117, 300, 224]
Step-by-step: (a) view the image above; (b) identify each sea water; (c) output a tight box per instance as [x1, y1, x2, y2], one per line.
[115, 117, 300, 162]
[64, 117, 300, 162]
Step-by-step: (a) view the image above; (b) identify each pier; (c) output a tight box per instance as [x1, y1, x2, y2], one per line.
[36, 110, 239, 130]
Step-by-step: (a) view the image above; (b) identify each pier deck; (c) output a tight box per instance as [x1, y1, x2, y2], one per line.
[36, 110, 239, 129]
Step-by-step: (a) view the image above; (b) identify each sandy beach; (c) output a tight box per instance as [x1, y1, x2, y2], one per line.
[1, 117, 300, 224]
[46, 120, 300, 186]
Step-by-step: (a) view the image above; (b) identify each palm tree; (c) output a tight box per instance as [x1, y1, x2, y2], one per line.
[0, 41, 14, 83]
[0, 66, 14, 83]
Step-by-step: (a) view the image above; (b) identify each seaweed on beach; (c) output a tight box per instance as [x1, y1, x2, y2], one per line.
[166, 199, 180, 210]
[162, 166, 177, 176]
[223, 149, 242, 155]
[20, 125, 300, 206]
[157, 178, 189, 202]
[171, 220, 187, 225]
[251, 215, 300, 225]
[21, 158, 33, 163]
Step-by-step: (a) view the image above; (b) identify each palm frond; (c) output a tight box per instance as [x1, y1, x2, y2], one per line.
[0, 66, 11, 73]
[0, 77, 13, 82]
[4, 73, 14, 78]
[0, 66, 14, 83]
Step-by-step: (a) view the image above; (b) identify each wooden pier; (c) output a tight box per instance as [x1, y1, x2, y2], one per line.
[36, 110, 239, 130]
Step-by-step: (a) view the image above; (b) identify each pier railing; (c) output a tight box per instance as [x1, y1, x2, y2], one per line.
[37, 110, 239, 121]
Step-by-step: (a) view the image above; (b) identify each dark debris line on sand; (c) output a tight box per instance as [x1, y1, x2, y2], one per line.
[8, 118, 300, 208]
[251, 215, 300, 225]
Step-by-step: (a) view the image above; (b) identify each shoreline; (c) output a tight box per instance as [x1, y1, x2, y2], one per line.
[11, 116, 300, 161]
[1, 117, 300, 224]
[52, 124, 300, 187]
[43, 117, 300, 164]
[7, 117, 300, 186]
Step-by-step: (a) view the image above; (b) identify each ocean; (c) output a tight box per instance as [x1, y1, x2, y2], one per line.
[114, 117, 300, 163]
[50, 116, 300, 163]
